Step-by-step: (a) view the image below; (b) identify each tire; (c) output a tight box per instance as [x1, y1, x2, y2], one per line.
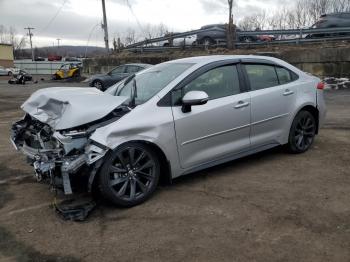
[72, 70, 80, 78]
[52, 74, 60, 80]
[92, 80, 104, 90]
[98, 142, 160, 207]
[8, 71, 12, 76]
[287, 110, 316, 154]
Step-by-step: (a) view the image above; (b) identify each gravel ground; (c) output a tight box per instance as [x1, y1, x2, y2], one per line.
[0, 77, 349, 262]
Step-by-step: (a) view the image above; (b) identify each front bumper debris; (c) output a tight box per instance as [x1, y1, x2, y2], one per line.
[10, 116, 108, 195]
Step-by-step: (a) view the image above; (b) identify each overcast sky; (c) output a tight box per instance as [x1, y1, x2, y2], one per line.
[0, 0, 293, 47]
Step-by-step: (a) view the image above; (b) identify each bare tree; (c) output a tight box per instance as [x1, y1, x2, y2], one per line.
[227, 0, 235, 49]
[0, 25, 27, 58]
[123, 28, 136, 46]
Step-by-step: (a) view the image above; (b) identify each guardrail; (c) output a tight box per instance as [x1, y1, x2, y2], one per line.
[125, 26, 350, 51]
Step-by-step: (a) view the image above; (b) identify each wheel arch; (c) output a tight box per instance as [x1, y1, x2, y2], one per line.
[89, 139, 172, 191]
[293, 104, 320, 134]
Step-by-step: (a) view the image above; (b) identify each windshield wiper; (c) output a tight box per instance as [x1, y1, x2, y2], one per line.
[129, 78, 138, 108]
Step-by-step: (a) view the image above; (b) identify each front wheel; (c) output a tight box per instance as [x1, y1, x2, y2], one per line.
[98, 142, 160, 207]
[287, 111, 316, 154]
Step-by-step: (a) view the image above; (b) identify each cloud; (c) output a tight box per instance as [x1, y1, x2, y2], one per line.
[0, 0, 298, 47]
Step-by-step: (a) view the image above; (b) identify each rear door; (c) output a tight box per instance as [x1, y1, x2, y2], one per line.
[172, 63, 251, 169]
[242, 62, 298, 147]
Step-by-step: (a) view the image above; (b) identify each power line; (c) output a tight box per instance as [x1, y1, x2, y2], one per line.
[24, 27, 35, 61]
[125, 0, 145, 35]
[40, 0, 68, 33]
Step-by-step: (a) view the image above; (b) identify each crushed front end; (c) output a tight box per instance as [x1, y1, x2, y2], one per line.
[10, 114, 110, 194]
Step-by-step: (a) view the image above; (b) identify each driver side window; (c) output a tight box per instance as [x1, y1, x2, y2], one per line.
[183, 65, 240, 100]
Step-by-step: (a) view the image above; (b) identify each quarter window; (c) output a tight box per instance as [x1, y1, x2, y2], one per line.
[183, 65, 240, 100]
[245, 64, 279, 90]
[276, 67, 293, 84]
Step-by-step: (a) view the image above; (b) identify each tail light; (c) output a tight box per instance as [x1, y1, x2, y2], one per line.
[317, 82, 325, 90]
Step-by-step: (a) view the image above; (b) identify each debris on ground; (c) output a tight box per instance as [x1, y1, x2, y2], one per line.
[324, 77, 350, 90]
[53, 197, 97, 222]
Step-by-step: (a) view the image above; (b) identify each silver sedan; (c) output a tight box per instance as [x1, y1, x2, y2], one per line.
[11, 55, 326, 207]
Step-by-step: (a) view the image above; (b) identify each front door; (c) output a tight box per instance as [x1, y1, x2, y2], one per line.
[172, 64, 251, 169]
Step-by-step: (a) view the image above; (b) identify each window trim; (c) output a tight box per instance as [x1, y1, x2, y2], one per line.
[241, 61, 299, 91]
[110, 65, 126, 75]
[158, 59, 244, 107]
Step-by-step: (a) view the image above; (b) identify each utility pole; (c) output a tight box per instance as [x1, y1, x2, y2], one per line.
[101, 0, 109, 52]
[24, 27, 35, 61]
[56, 38, 61, 55]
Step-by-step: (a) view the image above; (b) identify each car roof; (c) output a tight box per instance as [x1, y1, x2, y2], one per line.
[162, 55, 304, 75]
[164, 55, 280, 65]
[124, 63, 152, 67]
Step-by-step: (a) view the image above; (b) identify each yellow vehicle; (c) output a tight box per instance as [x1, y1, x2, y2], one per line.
[52, 63, 82, 80]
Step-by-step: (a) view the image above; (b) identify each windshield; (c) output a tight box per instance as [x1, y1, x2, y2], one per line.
[112, 63, 193, 105]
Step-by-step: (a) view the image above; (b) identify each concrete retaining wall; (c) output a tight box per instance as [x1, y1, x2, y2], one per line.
[83, 43, 350, 77]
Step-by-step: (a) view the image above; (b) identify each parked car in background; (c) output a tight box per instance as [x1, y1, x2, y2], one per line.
[48, 55, 63, 61]
[196, 24, 258, 45]
[163, 35, 197, 46]
[34, 57, 45, 61]
[0, 66, 19, 76]
[87, 63, 152, 91]
[65, 57, 81, 62]
[308, 12, 350, 38]
[313, 12, 350, 28]
[11, 55, 326, 207]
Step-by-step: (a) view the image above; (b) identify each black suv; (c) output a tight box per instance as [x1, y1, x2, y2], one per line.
[308, 12, 350, 38]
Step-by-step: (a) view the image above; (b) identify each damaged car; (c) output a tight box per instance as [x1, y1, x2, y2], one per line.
[11, 55, 326, 207]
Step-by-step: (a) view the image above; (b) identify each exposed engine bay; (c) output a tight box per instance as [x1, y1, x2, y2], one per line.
[11, 106, 130, 194]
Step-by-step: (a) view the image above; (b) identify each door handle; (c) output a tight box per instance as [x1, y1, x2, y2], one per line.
[234, 101, 250, 109]
[283, 89, 294, 96]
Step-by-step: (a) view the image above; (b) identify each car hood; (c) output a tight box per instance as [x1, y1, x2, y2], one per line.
[21, 87, 128, 130]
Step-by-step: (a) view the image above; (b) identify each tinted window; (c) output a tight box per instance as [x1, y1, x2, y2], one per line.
[245, 64, 279, 90]
[126, 65, 141, 73]
[276, 67, 292, 84]
[118, 63, 193, 105]
[110, 66, 125, 74]
[183, 65, 240, 100]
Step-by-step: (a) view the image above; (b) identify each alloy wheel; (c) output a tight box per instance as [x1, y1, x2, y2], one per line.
[294, 114, 316, 151]
[108, 147, 157, 201]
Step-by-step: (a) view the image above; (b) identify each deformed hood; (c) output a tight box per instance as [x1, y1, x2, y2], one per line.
[21, 87, 128, 130]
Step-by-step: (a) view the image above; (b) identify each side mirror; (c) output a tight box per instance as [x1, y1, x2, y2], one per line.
[181, 91, 209, 113]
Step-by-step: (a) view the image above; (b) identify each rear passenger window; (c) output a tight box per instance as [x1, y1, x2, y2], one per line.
[245, 64, 279, 90]
[183, 65, 240, 100]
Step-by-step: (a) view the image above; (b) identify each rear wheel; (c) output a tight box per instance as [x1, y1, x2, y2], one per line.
[287, 111, 316, 153]
[98, 142, 160, 207]
[7, 71, 12, 76]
